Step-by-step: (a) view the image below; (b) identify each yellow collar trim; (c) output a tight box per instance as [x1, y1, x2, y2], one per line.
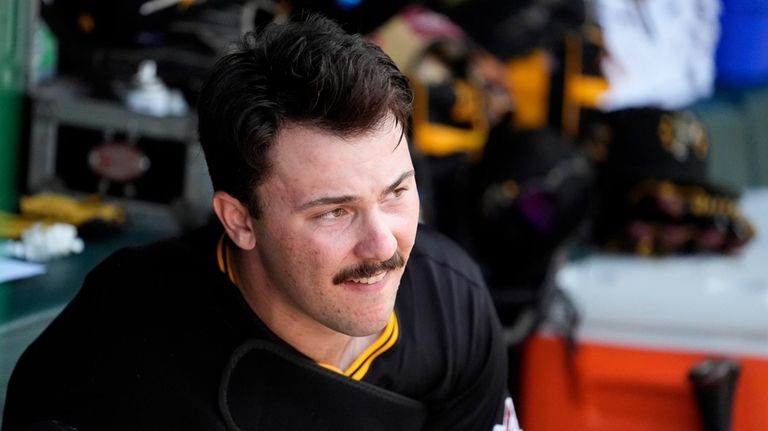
[217, 234, 399, 381]
[318, 312, 399, 380]
[216, 235, 226, 273]
[217, 234, 239, 285]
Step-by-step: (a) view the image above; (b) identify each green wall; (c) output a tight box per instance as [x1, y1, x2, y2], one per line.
[0, 0, 30, 212]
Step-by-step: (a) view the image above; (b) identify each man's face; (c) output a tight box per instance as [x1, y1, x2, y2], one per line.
[248, 116, 420, 337]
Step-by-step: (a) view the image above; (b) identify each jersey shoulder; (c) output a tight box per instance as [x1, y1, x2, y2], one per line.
[408, 223, 486, 288]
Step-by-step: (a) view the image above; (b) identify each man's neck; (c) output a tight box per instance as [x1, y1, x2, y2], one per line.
[336, 332, 383, 370]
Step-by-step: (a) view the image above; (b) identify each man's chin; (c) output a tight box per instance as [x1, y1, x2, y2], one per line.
[331, 274, 400, 337]
[339, 308, 394, 338]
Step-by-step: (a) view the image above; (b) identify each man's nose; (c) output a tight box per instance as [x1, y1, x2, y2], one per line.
[354, 211, 398, 262]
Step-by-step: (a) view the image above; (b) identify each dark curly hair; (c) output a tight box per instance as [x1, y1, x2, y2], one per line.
[197, 13, 413, 217]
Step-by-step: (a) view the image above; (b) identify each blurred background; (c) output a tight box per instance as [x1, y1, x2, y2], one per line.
[1, 0, 767, 429]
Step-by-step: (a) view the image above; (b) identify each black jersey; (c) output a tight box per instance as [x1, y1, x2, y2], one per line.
[3, 223, 517, 430]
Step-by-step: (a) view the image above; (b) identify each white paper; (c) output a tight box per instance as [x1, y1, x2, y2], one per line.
[0, 257, 46, 283]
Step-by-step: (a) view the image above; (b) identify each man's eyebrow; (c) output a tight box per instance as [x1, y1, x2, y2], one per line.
[381, 170, 415, 198]
[296, 195, 355, 212]
[296, 170, 415, 211]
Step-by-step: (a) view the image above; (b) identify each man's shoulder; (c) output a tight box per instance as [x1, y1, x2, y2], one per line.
[408, 223, 485, 287]
[2, 224, 236, 429]
[94, 223, 222, 279]
[398, 224, 490, 325]
[67, 223, 226, 320]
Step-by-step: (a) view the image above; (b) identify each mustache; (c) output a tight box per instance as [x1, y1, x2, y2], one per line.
[332, 251, 405, 285]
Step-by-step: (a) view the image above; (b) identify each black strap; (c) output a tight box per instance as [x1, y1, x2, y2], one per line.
[219, 339, 427, 431]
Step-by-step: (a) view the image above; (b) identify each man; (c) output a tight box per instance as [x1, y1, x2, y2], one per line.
[4, 14, 518, 431]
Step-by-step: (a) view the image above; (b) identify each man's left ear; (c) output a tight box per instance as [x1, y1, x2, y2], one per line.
[212, 191, 256, 250]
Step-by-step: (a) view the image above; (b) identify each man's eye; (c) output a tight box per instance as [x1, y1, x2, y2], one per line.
[318, 208, 347, 220]
[391, 187, 407, 198]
